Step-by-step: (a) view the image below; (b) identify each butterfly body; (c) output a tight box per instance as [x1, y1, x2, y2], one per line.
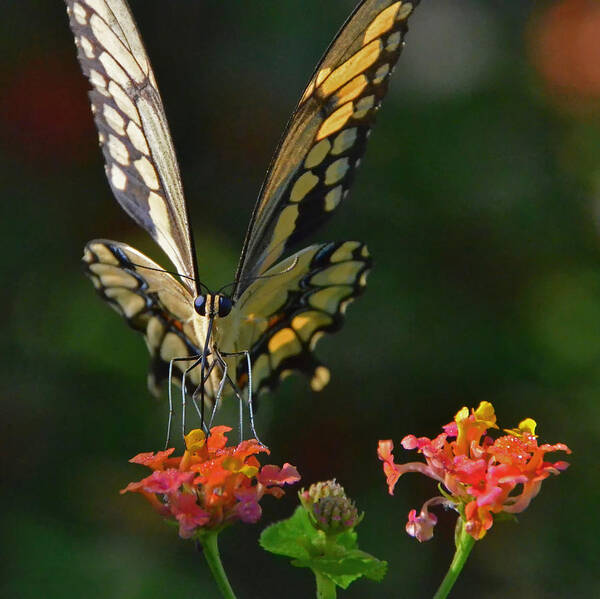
[69, 0, 418, 407]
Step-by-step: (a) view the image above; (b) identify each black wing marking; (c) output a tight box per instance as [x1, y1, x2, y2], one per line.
[234, 0, 418, 296]
[233, 241, 371, 400]
[66, 0, 198, 293]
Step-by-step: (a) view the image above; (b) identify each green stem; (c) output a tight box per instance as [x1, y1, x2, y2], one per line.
[200, 531, 237, 599]
[433, 520, 476, 599]
[315, 571, 336, 599]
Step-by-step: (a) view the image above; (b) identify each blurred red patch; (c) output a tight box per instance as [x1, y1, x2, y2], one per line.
[0, 55, 94, 166]
[529, 0, 600, 111]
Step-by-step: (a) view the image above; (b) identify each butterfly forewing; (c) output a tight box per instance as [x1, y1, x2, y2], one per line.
[66, 0, 197, 293]
[234, 0, 419, 295]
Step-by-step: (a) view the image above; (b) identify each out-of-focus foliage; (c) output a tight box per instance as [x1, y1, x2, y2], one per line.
[1, 1, 599, 597]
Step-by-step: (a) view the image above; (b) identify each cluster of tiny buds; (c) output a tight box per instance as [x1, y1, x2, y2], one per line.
[299, 479, 363, 534]
[303, 479, 345, 501]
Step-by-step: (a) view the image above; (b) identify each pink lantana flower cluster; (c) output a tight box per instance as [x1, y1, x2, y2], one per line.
[121, 426, 300, 538]
[378, 402, 570, 541]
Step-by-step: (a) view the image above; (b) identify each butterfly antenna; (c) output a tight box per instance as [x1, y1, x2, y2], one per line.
[126, 262, 210, 294]
[217, 256, 299, 294]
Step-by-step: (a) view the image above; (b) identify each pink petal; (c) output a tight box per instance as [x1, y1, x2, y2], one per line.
[235, 497, 262, 523]
[406, 507, 438, 542]
[400, 436, 418, 450]
[143, 469, 195, 494]
[257, 463, 301, 486]
[472, 484, 504, 507]
[170, 493, 210, 538]
[503, 481, 543, 514]
[443, 422, 458, 437]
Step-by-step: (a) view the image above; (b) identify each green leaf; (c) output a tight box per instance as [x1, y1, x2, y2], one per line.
[260, 507, 387, 591]
[259, 506, 317, 560]
[294, 549, 387, 589]
[333, 529, 358, 551]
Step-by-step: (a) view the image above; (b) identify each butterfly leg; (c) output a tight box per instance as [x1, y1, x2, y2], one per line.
[206, 359, 228, 430]
[211, 349, 244, 442]
[166, 355, 203, 448]
[218, 349, 261, 444]
[181, 354, 213, 437]
[194, 357, 220, 424]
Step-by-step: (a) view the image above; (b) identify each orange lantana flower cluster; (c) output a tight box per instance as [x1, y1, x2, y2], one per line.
[121, 426, 300, 539]
[378, 402, 571, 541]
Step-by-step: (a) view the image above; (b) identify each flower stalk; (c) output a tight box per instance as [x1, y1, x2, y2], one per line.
[315, 570, 337, 599]
[432, 520, 475, 599]
[199, 531, 237, 599]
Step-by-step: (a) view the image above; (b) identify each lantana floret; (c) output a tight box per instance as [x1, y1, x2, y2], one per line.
[378, 401, 570, 541]
[121, 426, 301, 538]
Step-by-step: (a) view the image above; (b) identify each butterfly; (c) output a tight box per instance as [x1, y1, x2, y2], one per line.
[65, 0, 419, 421]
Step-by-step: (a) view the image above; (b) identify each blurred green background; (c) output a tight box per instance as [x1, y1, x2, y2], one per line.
[2, 1, 599, 597]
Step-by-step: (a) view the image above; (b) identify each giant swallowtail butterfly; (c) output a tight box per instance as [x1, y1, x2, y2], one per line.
[65, 0, 418, 419]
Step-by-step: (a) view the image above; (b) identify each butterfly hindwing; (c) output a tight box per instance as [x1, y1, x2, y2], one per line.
[83, 240, 206, 395]
[66, 0, 197, 292]
[234, 0, 418, 293]
[231, 241, 371, 397]
[84, 238, 370, 400]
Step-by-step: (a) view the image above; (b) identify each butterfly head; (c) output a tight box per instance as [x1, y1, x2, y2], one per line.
[194, 293, 233, 319]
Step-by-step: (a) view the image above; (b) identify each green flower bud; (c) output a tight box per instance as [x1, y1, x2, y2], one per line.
[299, 480, 363, 534]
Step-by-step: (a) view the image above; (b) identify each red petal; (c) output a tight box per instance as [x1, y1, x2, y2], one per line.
[129, 448, 175, 470]
[207, 426, 232, 452]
